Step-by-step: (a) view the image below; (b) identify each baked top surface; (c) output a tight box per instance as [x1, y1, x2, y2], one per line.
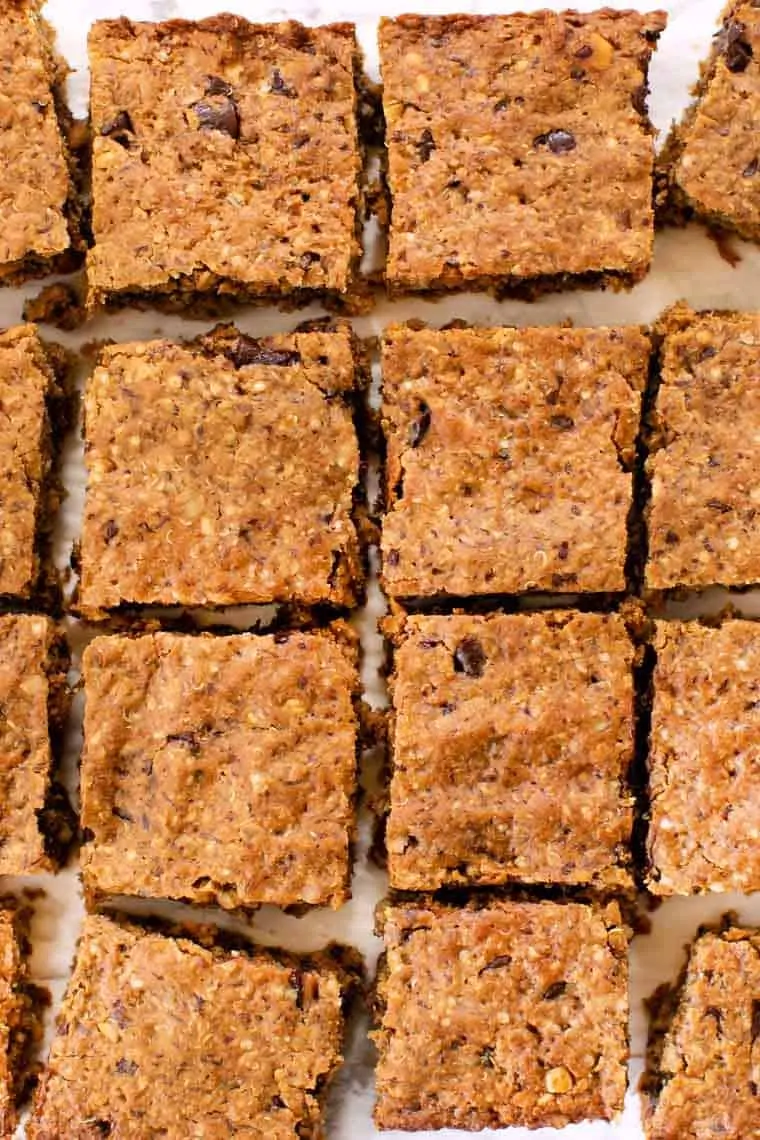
[80, 628, 359, 910]
[648, 619, 760, 894]
[87, 16, 362, 302]
[670, 2, 760, 239]
[0, 325, 53, 600]
[380, 322, 649, 597]
[79, 324, 363, 612]
[387, 610, 635, 891]
[0, 614, 57, 876]
[379, 9, 665, 290]
[647, 305, 760, 589]
[646, 926, 760, 1139]
[0, 1, 72, 274]
[374, 898, 629, 1131]
[29, 914, 347, 1139]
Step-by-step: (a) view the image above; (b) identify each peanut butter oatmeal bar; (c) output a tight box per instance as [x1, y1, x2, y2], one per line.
[0, 325, 62, 602]
[643, 921, 760, 1138]
[87, 16, 364, 312]
[80, 626, 359, 911]
[0, 907, 46, 1139]
[0, 2, 80, 285]
[78, 323, 365, 615]
[29, 914, 358, 1139]
[0, 614, 70, 875]
[647, 619, 760, 895]
[373, 898, 629, 1131]
[658, 2, 760, 243]
[378, 10, 666, 297]
[647, 305, 760, 590]
[381, 322, 650, 599]
[386, 610, 635, 892]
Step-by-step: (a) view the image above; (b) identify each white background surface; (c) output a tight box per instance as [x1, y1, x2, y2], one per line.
[4, 0, 760, 1136]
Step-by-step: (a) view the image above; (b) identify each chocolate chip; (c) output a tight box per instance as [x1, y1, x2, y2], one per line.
[204, 74, 232, 96]
[100, 110, 134, 147]
[480, 1046, 496, 1067]
[386, 549, 400, 567]
[632, 83, 648, 115]
[575, 43, 593, 58]
[494, 97, 510, 111]
[454, 636, 486, 678]
[478, 953, 511, 974]
[408, 400, 432, 448]
[557, 541, 569, 561]
[270, 68, 297, 97]
[415, 127, 436, 162]
[534, 129, 577, 154]
[226, 337, 301, 369]
[103, 519, 119, 544]
[550, 414, 575, 430]
[717, 20, 754, 72]
[570, 67, 586, 80]
[300, 250, 321, 269]
[752, 1000, 760, 1043]
[115, 1058, 138, 1076]
[706, 499, 732, 513]
[665, 529, 680, 545]
[745, 157, 760, 177]
[543, 981, 568, 1000]
[191, 96, 240, 139]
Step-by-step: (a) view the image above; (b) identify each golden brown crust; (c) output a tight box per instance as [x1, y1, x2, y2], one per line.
[646, 304, 760, 590]
[379, 9, 666, 295]
[644, 923, 760, 1138]
[658, 2, 760, 242]
[80, 625, 360, 911]
[78, 323, 365, 615]
[373, 897, 629, 1131]
[648, 619, 760, 894]
[0, 1, 79, 284]
[29, 913, 355, 1139]
[386, 610, 635, 892]
[0, 906, 46, 1139]
[380, 322, 650, 598]
[87, 17, 364, 311]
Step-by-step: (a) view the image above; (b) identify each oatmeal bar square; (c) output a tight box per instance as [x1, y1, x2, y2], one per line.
[374, 898, 629, 1130]
[79, 323, 364, 614]
[386, 610, 635, 892]
[381, 322, 650, 598]
[379, 9, 665, 295]
[81, 627, 359, 911]
[87, 16, 363, 310]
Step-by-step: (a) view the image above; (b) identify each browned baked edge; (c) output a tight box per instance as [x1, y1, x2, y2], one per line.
[0, 902, 49, 1138]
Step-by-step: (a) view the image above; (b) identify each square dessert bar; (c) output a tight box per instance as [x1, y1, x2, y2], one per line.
[29, 914, 357, 1139]
[644, 922, 760, 1138]
[0, 2, 79, 284]
[79, 323, 365, 614]
[87, 16, 364, 311]
[647, 305, 760, 590]
[0, 614, 69, 875]
[647, 619, 760, 895]
[0, 325, 61, 601]
[659, 2, 760, 243]
[381, 322, 650, 599]
[374, 898, 629, 1131]
[0, 907, 45, 1138]
[80, 626, 359, 911]
[379, 9, 666, 296]
[386, 610, 635, 892]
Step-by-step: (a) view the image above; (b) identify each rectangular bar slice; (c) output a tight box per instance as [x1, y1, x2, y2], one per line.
[0, 325, 61, 601]
[647, 618, 760, 895]
[0, 906, 45, 1139]
[658, 2, 760, 243]
[29, 914, 358, 1139]
[378, 10, 666, 296]
[381, 322, 650, 599]
[643, 921, 760, 1138]
[79, 322, 365, 614]
[80, 626, 359, 911]
[646, 304, 760, 590]
[374, 898, 629, 1131]
[0, 614, 70, 875]
[386, 610, 635, 892]
[0, 1, 79, 284]
[87, 16, 364, 311]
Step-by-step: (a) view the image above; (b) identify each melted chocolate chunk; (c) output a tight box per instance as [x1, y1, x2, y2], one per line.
[453, 636, 486, 677]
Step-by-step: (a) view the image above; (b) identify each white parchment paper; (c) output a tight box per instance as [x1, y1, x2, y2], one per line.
[4, 1, 760, 1136]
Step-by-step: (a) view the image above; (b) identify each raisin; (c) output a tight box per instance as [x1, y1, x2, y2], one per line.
[717, 20, 753, 73]
[745, 157, 760, 177]
[408, 400, 432, 447]
[534, 129, 576, 154]
[204, 74, 232, 96]
[543, 981, 568, 1000]
[226, 337, 301, 368]
[454, 637, 486, 678]
[478, 954, 511, 974]
[100, 110, 134, 147]
[270, 68, 297, 97]
[115, 1058, 138, 1076]
[550, 414, 575, 430]
[191, 96, 240, 139]
[415, 128, 436, 162]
